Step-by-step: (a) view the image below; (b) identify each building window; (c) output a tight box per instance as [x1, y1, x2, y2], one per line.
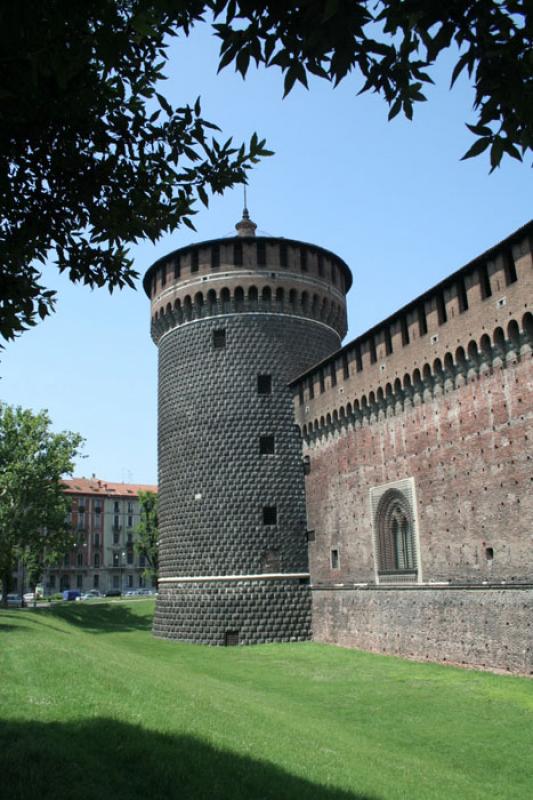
[127, 550, 133, 565]
[485, 547, 494, 561]
[374, 488, 417, 580]
[211, 244, 220, 268]
[300, 248, 307, 271]
[113, 531, 120, 545]
[127, 515, 133, 528]
[161, 264, 167, 286]
[63, 555, 70, 567]
[94, 533, 100, 547]
[139, 574, 145, 587]
[213, 329, 226, 349]
[174, 254, 181, 279]
[331, 548, 340, 569]
[308, 376, 314, 399]
[76, 574, 83, 589]
[330, 362, 337, 387]
[257, 240, 266, 265]
[257, 374, 272, 395]
[49, 575, 56, 589]
[94, 553, 100, 568]
[113, 575, 119, 589]
[259, 435, 275, 455]
[191, 250, 199, 272]
[127, 502, 133, 513]
[503, 250, 517, 285]
[93, 574, 99, 588]
[114, 501, 120, 513]
[113, 553, 119, 568]
[317, 253, 324, 276]
[263, 506, 277, 525]
[319, 369, 325, 393]
[139, 555, 146, 568]
[128, 574, 134, 587]
[76, 553, 83, 567]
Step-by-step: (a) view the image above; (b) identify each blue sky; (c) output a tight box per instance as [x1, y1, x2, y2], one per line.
[1, 24, 530, 485]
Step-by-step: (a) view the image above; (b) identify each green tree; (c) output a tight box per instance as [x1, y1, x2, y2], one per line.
[0, 404, 83, 606]
[134, 490, 159, 586]
[1, 1, 529, 343]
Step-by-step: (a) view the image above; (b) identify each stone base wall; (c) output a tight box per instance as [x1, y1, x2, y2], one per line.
[154, 579, 312, 645]
[312, 586, 533, 674]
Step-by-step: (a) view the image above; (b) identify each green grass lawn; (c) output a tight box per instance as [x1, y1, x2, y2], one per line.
[1, 601, 532, 800]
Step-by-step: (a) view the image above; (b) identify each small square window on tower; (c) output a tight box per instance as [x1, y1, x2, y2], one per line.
[259, 435, 275, 455]
[212, 329, 226, 349]
[257, 374, 272, 395]
[263, 505, 277, 525]
[331, 548, 340, 569]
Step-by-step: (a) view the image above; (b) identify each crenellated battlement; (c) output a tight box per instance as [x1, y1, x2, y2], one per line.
[144, 231, 352, 344]
[291, 221, 532, 438]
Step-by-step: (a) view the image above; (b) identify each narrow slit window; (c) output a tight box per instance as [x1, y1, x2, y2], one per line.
[504, 250, 517, 285]
[418, 304, 428, 336]
[331, 548, 340, 569]
[369, 337, 377, 364]
[259, 435, 275, 455]
[263, 506, 277, 525]
[384, 327, 393, 356]
[458, 278, 469, 313]
[257, 374, 272, 395]
[161, 264, 167, 287]
[212, 329, 226, 349]
[480, 263, 492, 299]
[342, 352, 349, 379]
[400, 316, 410, 346]
[330, 362, 337, 387]
[257, 240, 266, 266]
[308, 376, 315, 399]
[211, 245, 220, 269]
[174, 255, 181, 279]
[191, 250, 199, 272]
[319, 369, 325, 393]
[300, 248, 308, 271]
[355, 343, 363, 372]
[317, 253, 324, 276]
[436, 293, 447, 325]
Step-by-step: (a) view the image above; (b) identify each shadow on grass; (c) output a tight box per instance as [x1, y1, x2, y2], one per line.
[0, 718, 377, 800]
[49, 601, 153, 634]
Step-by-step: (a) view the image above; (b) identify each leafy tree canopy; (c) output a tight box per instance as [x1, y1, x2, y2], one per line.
[0, 403, 83, 604]
[1, 1, 530, 342]
[134, 490, 159, 582]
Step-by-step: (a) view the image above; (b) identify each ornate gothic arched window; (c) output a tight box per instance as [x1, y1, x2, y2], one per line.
[375, 488, 417, 580]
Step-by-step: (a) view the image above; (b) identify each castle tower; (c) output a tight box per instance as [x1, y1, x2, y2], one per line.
[143, 210, 352, 644]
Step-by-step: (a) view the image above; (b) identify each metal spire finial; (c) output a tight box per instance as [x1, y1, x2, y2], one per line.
[235, 185, 257, 237]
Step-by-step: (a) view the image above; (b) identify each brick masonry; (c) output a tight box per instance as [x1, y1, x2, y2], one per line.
[312, 586, 533, 674]
[292, 221, 533, 673]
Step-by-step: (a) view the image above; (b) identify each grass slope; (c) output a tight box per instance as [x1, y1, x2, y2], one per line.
[1, 601, 532, 800]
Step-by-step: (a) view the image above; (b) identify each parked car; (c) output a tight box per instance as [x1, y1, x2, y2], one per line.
[81, 590, 103, 600]
[6, 593, 22, 607]
[105, 589, 122, 597]
[62, 590, 81, 602]
[23, 591, 42, 603]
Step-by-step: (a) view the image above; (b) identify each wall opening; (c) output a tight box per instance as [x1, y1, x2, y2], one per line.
[259, 435, 275, 455]
[212, 329, 226, 349]
[263, 506, 277, 525]
[225, 631, 239, 647]
[257, 374, 272, 395]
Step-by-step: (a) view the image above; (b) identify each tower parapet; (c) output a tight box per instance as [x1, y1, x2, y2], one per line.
[144, 213, 352, 645]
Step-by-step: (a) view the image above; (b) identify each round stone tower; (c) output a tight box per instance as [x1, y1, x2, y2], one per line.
[143, 209, 352, 645]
